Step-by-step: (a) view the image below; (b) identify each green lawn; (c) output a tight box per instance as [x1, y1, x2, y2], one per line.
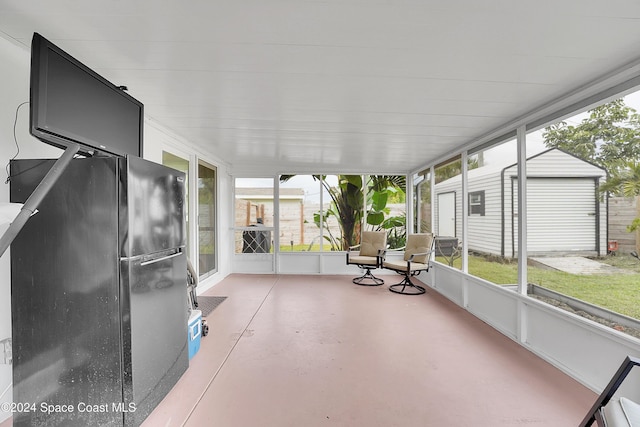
[438, 255, 640, 320]
[279, 244, 322, 252]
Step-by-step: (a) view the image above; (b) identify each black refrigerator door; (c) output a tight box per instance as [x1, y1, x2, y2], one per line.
[120, 250, 188, 427]
[10, 158, 124, 427]
[120, 156, 186, 258]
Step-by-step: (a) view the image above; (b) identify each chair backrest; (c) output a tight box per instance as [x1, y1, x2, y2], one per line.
[404, 233, 434, 263]
[360, 231, 387, 256]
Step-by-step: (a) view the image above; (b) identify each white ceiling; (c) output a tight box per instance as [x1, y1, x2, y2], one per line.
[2, 1, 640, 175]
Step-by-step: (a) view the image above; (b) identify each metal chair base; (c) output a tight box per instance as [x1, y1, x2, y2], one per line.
[352, 268, 384, 286]
[388, 276, 425, 295]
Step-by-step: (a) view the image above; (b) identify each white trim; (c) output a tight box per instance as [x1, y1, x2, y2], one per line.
[461, 151, 469, 274]
[516, 126, 527, 293]
[189, 154, 199, 277]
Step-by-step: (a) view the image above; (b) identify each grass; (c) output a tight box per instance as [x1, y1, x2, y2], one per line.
[438, 254, 640, 320]
[279, 244, 322, 252]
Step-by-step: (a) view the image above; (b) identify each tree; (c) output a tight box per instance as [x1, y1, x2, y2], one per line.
[543, 99, 640, 252]
[280, 174, 406, 251]
[542, 99, 640, 179]
[600, 160, 640, 197]
[600, 161, 640, 252]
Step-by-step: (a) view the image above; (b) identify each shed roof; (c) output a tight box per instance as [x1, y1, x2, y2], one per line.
[435, 148, 606, 189]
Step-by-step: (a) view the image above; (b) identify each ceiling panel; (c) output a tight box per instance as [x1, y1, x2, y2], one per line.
[2, 0, 640, 174]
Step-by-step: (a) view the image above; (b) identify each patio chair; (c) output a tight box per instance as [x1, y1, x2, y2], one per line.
[346, 231, 387, 286]
[580, 356, 640, 427]
[382, 233, 435, 295]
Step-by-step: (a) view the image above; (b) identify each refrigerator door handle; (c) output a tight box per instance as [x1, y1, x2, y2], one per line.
[140, 251, 182, 266]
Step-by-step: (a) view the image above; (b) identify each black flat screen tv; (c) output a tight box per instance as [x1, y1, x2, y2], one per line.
[30, 32, 143, 158]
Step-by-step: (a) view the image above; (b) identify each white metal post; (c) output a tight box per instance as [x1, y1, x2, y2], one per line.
[406, 174, 414, 234]
[461, 151, 469, 274]
[273, 176, 280, 273]
[516, 126, 529, 344]
[430, 166, 435, 235]
[517, 126, 528, 294]
[189, 154, 198, 277]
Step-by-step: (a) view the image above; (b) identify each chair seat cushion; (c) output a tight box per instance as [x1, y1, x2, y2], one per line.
[383, 259, 429, 272]
[348, 255, 378, 266]
[603, 397, 640, 426]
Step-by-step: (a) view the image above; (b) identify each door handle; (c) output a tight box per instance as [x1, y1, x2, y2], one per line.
[141, 251, 182, 266]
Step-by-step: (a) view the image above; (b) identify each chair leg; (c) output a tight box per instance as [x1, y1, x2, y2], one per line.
[352, 267, 384, 286]
[388, 275, 425, 295]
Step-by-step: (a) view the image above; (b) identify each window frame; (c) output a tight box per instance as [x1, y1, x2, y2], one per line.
[468, 190, 485, 216]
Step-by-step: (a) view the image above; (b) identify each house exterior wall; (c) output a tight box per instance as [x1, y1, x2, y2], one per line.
[503, 148, 604, 177]
[434, 149, 607, 258]
[467, 169, 504, 256]
[512, 178, 603, 255]
[433, 165, 510, 257]
[504, 149, 607, 257]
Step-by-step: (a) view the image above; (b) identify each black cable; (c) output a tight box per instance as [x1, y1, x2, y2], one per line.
[5, 101, 29, 184]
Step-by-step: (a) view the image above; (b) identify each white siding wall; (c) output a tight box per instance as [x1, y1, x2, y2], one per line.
[467, 171, 503, 256]
[503, 149, 605, 177]
[434, 150, 607, 258]
[503, 173, 516, 257]
[434, 165, 512, 257]
[516, 178, 599, 253]
[504, 149, 607, 256]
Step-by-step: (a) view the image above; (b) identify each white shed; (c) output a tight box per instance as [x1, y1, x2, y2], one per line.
[433, 149, 607, 258]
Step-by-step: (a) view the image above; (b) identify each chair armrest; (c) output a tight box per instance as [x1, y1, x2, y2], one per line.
[381, 247, 404, 257]
[407, 250, 434, 263]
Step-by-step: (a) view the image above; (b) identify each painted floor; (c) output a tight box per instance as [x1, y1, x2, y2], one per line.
[0, 274, 598, 426]
[144, 274, 596, 427]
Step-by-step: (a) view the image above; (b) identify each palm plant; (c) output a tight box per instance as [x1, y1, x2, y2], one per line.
[323, 175, 363, 250]
[601, 160, 640, 197]
[280, 174, 406, 251]
[601, 160, 640, 252]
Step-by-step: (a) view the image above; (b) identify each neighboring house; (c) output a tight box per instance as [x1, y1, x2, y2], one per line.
[434, 148, 608, 258]
[234, 188, 406, 251]
[234, 188, 332, 251]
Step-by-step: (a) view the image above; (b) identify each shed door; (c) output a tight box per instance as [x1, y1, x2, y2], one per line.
[515, 178, 597, 253]
[437, 192, 456, 237]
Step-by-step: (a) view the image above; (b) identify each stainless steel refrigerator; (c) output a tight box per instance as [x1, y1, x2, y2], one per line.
[10, 156, 188, 426]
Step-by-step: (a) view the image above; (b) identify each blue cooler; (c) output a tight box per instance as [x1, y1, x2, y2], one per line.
[188, 309, 202, 360]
